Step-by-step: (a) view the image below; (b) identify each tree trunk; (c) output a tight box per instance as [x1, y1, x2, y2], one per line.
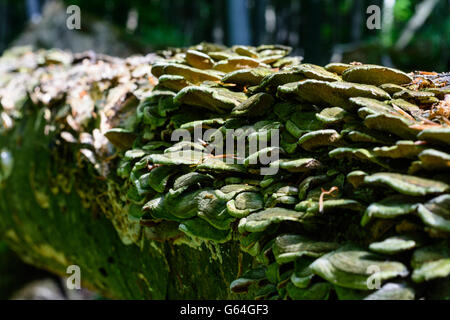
[0, 91, 252, 300]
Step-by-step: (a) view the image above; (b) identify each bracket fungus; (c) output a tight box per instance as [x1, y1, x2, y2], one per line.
[1, 44, 449, 300]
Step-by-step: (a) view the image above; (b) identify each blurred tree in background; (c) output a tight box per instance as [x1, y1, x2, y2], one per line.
[0, 0, 448, 70]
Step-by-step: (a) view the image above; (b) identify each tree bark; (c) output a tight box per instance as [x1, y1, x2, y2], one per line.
[0, 98, 253, 300]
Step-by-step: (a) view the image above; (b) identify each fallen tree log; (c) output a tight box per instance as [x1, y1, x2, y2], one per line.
[0, 100, 253, 299]
[0, 47, 252, 299]
[0, 45, 449, 300]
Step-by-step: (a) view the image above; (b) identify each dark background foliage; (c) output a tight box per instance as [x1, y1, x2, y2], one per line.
[0, 0, 448, 71]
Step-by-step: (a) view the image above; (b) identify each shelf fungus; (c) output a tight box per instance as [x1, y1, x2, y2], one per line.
[2, 44, 449, 300]
[310, 245, 409, 290]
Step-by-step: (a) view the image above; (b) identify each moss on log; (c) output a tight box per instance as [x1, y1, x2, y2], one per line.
[0, 94, 252, 300]
[1, 45, 449, 300]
